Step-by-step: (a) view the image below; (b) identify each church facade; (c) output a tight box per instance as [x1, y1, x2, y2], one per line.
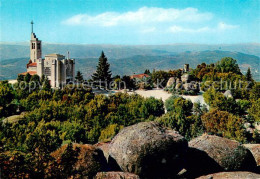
[20, 21, 75, 88]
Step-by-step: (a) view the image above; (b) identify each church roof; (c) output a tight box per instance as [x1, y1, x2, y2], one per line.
[19, 71, 37, 76]
[27, 62, 37, 67]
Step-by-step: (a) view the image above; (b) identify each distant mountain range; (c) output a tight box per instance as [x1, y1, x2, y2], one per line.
[0, 43, 259, 81]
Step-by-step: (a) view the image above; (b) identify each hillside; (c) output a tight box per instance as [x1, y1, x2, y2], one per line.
[1, 43, 260, 60]
[1, 50, 259, 81]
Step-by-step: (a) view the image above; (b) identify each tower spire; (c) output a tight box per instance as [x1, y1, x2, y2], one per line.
[31, 20, 34, 33]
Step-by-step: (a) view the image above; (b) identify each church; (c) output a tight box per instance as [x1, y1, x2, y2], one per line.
[20, 21, 75, 88]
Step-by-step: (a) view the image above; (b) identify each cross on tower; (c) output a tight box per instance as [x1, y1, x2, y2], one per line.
[31, 21, 34, 33]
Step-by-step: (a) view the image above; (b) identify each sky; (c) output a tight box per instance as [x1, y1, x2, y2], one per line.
[0, 0, 259, 45]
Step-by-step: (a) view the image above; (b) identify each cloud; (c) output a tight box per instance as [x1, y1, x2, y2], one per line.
[169, 26, 210, 33]
[168, 22, 238, 33]
[140, 27, 156, 33]
[62, 7, 213, 27]
[217, 22, 238, 30]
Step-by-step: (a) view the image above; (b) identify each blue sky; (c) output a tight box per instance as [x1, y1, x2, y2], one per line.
[0, 0, 259, 44]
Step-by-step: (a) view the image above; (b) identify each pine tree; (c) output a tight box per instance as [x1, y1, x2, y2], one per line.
[144, 69, 151, 74]
[75, 71, 84, 83]
[245, 67, 253, 81]
[92, 51, 112, 88]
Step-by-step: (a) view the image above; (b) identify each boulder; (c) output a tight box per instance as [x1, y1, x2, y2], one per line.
[51, 143, 107, 178]
[224, 90, 233, 98]
[94, 142, 110, 162]
[244, 144, 260, 170]
[166, 77, 175, 87]
[175, 83, 182, 90]
[181, 74, 190, 83]
[95, 172, 140, 179]
[108, 121, 188, 178]
[197, 171, 260, 179]
[185, 134, 256, 177]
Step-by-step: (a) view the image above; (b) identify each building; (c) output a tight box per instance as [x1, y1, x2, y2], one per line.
[20, 21, 75, 88]
[183, 64, 190, 73]
[130, 73, 150, 80]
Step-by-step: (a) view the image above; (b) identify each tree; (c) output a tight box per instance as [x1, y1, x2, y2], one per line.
[99, 124, 123, 142]
[248, 99, 260, 123]
[201, 109, 246, 142]
[75, 71, 84, 83]
[249, 82, 260, 100]
[25, 121, 62, 178]
[0, 81, 14, 107]
[245, 67, 253, 82]
[30, 74, 40, 82]
[17, 75, 24, 82]
[151, 70, 169, 88]
[24, 73, 31, 83]
[42, 76, 51, 91]
[165, 95, 193, 116]
[203, 87, 242, 115]
[144, 69, 151, 74]
[122, 75, 136, 90]
[216, 57, 241, 74]
[56, 143, 80, 178]
[92, 51, 112, 88]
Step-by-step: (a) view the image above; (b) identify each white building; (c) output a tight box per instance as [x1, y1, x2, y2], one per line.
[20, 21, 75, 88]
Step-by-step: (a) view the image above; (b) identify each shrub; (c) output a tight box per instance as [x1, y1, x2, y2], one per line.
[201, 109, 246, 142]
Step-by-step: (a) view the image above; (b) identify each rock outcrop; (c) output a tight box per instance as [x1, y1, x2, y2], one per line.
[95, 142, 110, 161]
[95, 172, 140, 179]
[52, 143, 107, 178]
[197, 171, 260, 179]
[185, 134, 256, 177]
[244, 144, 260, 171]
[108, 121, 188, 179]
[166, 77, 176, 87]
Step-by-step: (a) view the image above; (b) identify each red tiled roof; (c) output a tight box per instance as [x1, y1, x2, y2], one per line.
[130, 73, 150, 79]
[19, 71, 37, 76]
[27, 62, 37, 67]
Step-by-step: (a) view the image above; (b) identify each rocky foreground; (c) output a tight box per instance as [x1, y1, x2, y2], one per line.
[52, 121, 260, 179]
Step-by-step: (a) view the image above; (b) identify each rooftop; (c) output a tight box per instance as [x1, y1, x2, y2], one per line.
[19, 71, 37, 76]
[130, 73, 150, 79]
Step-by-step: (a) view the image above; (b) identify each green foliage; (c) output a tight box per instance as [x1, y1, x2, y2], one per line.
[151, 70, 169, 87]
[122, 75, 136, 89]
[75, 71, 84, 83]
[216, 57, 241, 74]
[24, 73, 31, 83]
[0, 81, 14, 107]
[248, 99, 260, 122]
[0, 55, 258, 176]
[221, 145, 249, 171]
[245, 67, 253, 82]
[42, 76, 51, 91]
[144, 69, 151, 74]
[165, 95, 193, 116]
[203, 87, 243, 115]
[201, 109, 246, 142]
[92, 51, 112, 87]
[17, 74, 24, 82]
[30, 74, 40, 83]
[53, 143, 80, 178]
[158, 95, 199, 140]
[99, 124, 123, 142]
[249, 82, 260, 101]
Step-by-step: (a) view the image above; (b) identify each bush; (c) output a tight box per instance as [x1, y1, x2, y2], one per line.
[201, 109, 246, 142]
[99, 124, 123, 142]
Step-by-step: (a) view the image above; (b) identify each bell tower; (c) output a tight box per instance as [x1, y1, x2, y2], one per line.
[30, 21, 42, 63]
